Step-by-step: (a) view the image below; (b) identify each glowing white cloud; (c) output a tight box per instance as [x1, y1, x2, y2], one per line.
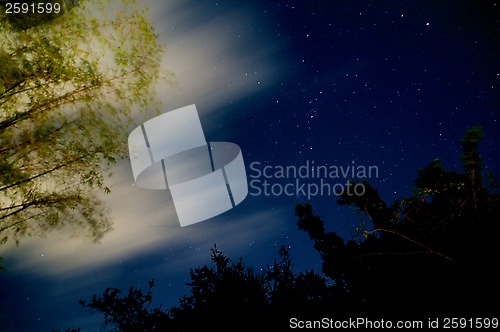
[148, 1, 288, 114]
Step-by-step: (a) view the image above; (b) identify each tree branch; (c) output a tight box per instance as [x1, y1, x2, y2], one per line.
[366, 228, 464, 269]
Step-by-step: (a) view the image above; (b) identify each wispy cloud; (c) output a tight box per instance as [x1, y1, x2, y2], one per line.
[3, 159, 287, 276]
[149, 0, 288, 115]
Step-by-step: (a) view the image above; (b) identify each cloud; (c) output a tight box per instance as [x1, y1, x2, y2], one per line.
[2, 157, 288, 275]
[147, 0, 288, 115]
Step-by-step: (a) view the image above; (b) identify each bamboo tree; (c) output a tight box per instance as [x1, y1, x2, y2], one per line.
[0, 0, 167, 244]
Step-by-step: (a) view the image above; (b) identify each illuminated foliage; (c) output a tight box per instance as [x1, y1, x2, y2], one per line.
[0, 0, 165, 244]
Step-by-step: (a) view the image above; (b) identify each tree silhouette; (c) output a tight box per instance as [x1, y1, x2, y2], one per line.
[0, 0, 166, 246]
[75, 126, 499, 330]
[296, 125, 499, 317]
[78, 279, 172, 332]
[79, 245, 332, 331]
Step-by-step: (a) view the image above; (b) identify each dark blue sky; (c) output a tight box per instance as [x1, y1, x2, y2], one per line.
[1, 1, 498, 331]
[214, 0, 499, 235]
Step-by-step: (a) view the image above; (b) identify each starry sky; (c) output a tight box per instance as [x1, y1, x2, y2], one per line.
[1, 0, 499, 331]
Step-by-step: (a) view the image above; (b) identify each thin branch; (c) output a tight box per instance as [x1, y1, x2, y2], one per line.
[366, 228, 464, 269]
[0, 115, 83, 164]
[0, 153, 91, 192]
[0, 193, 78, 226]
[430, 196, 470, 234]
[0, 83, 97, 132]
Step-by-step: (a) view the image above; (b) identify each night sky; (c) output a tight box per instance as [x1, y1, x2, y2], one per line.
[1, 1, 499, 331]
